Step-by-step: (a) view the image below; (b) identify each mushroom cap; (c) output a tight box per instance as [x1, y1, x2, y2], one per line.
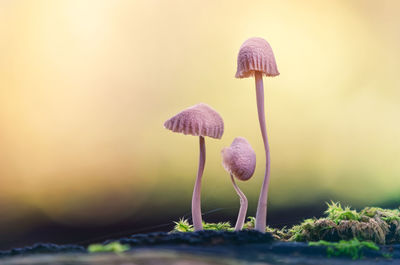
[221, 137, 256, 181]
[235, 37, 279, 78]
[164, 103, 224, 139]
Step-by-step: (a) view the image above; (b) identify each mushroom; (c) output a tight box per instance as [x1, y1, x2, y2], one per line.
[235, 37, 279, 232]
[164, 103, 224, 231]
[221, 137, 256, 231]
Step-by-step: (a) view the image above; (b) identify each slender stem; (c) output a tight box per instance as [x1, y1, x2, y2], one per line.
[230, 174, 248, 231]
[254, 71, 271, 233]
[192, 136, 205, 231]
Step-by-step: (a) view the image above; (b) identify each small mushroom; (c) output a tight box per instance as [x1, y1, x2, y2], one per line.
[164, 103, 224, 231]
[235, 37, 279, 232]
[221, 137, 256, 231]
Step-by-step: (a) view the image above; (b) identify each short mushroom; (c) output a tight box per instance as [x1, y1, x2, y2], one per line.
[235, 37, 279, 232]
[221, 137, 256, 231]
[164, 103, 224, 231]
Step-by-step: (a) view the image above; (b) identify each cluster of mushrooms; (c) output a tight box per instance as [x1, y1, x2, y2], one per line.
[164, 37, 279, 233]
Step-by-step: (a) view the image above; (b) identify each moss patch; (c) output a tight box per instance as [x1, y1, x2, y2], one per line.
[309, 238, 379, 260]
[284, 202, 400, 244]
[173, 219, 234, 232]
[88, 242, 130, 253]
[173, 217, 282, 239]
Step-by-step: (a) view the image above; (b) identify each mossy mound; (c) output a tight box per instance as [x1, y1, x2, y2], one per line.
[286, 202, 400, 244]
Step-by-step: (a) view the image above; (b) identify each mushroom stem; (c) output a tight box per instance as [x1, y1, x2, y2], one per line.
[254, 71, 271, 233]
[230, 174, 248, 231]
[192, 136, 205, 231]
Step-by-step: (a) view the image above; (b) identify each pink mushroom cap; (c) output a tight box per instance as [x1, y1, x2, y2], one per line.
[221, 137, 256, 181]
[235, 37, 280, 78]
[164, 103, 224, 139]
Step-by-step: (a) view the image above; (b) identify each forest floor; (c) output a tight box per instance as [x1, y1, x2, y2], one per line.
[2, 202, 400, 264]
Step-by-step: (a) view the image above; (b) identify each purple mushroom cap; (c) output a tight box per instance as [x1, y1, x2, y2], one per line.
[164, 103, 224, 139]
[235, 37, 280, 79]
[221, 137, 256, 181]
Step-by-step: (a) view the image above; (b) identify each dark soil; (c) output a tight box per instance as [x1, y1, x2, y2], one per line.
[0, 230, 399, 265]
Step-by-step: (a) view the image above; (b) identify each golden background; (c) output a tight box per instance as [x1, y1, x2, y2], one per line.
[1, 0, 400, 235]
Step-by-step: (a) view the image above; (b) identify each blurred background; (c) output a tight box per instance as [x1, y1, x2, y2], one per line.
[1, 0, 400, 250]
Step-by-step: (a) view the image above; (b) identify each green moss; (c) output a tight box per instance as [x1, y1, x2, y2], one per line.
[309, 238, 379, 260]
[172, 217, 286, 240]
[361, 207, 400, 222]
[173, 218, 194, 232]
[172, 202, 400, 245]
[88, 242, 130, 253]
[289, 218, 335, 241]
[203, 221, 232, 231]
[283, 202, 400, 244]
[242, 216, 256, 230]
[172, 218, 233, 232]
[324, 201, 361, 223]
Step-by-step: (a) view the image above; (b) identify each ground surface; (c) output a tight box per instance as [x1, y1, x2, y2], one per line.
[0, 231, 399, 265]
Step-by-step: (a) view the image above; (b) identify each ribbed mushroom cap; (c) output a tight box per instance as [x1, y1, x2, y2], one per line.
[235, 37, 279, 78]
[164, 103, 224, 139]
[221, 137, 256, 181]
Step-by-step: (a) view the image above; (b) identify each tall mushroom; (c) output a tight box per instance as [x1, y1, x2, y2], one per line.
[164, 103, 224, 231]
[221, 137, 256, 231]
[235, 37, 279, 232]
